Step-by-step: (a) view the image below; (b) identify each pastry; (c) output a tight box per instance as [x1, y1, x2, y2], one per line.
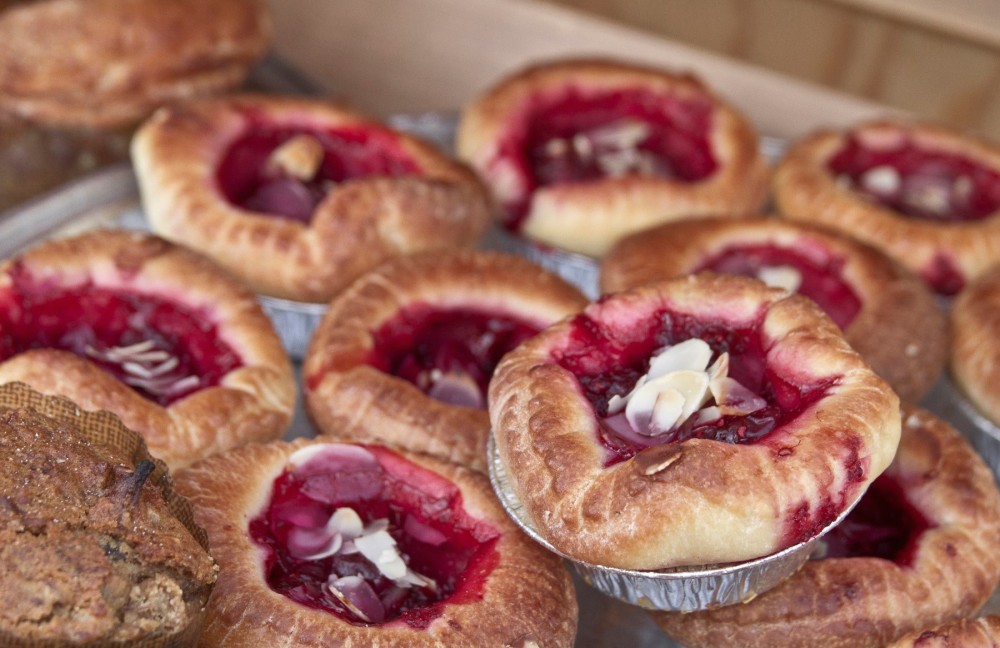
[600, 216, 947, 403]
[774, 119, 1000, 295]
[457, 57, 770, 257]
[0, 400, 217, 644]
[0, 0, 271, 129]
[887, 616, 1000, 647]
[132, 94, 491, 303]
[0, 229, 296, 469]
[654, 407, 1000, 648]
[303, 250, 588, 472]
[173, 437, 578, 646]
[489, 272, 901, 569]
[950, 264, 1000, 428]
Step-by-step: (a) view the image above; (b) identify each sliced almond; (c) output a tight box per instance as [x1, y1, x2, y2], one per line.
[589, 119, 650, 150]
[710, 375, 767, 415]
[329, 507, 363, 539]
[861, 165, 900, 194]
[267, 134, 324, 181]
[355, 529, 407, 580]
[757, 265, 802, 292]
[647, 339, 712, 380]
[635, 445, 684, 476]
[627, 370, 710, 435]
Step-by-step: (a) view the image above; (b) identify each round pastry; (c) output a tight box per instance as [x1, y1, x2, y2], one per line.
[0, 0, 270, 129]
[654, 407, 1000, 648]
[132, 94, 491, 303]
[773, 119, 1000, 295]
[0, 399, 217, 644]
[0, 229, 295, 469]
[887, 616, 1000, 648]
[950, 264, 1000, 428]
[456, 58, 769, 257]
[489, 272, 901, 570]
[303, 250, 589, 473]
[600, 216, 947, 403]
[173, 437, 578, 646]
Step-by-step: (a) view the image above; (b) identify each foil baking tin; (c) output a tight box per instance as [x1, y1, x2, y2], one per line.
[922, 375, 1000, 484]
[488, 435, 860, 613]
[258, 295, 327, 361]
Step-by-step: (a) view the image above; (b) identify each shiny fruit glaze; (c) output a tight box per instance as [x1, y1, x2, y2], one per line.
[248, 444, 500, 627]
[498, 88, 717, 230]
[0, 263, 242, 405]
[696, 243, 862, 330]
[828, 134, 1000, 223]
[216, 123, 420, 223]
[552, 307, 832, 465]
[822, 473, 932, 566]
[367, 304, 541, 409]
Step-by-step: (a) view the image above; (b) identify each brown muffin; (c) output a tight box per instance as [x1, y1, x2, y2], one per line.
[0, 406, 217, 644]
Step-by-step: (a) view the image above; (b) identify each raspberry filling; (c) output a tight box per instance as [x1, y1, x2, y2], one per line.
[366, 304, 541, 409]
[0, 265, 241, 406]
[821, 473, 933, 566]
[552, 308, 832, 466]
[496, 88, 717, 230]
[695, 244, 862, 330]
[216, 121, 420, 224]
[828, 134, 1000, 223]
[248, 444, 500, 627]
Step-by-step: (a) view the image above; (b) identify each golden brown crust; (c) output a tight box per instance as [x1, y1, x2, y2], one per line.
[174, 436, 578, 648]
[132, 94, 491, 302]
[887, 616, 1000, 647]
[303, 250, 589, 473]
[0, 230, 295, 469]
[0, 0, 271, 128]
[655, 406, 1000, 648]
[773, 120, 1000, 293]
[457, 58, 770, 257]
[950, 265, 1000, 427]
[600, 216, 947, 402]
[489, 272, 900, 569]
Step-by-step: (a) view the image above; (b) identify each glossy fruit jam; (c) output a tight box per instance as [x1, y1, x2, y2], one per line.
[828, 133, 1000, 223]
[248, 443, 500, 627]
[821, 473, 932, 566]
[366, 303, 541, 409]
[551, 306, 832, 465]
[0, 264, 242, 406]
[216, 122, 420, 224]
[497, 88, 717, 230]
[695, 243, 862, 330]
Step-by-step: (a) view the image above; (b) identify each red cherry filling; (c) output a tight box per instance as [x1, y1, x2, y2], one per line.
[821, 473, 933, 566]
[248, 444, 500, 628]
[552, 307, 832, 466]
[365, 304, 541, 409]
[0, 263, 242, 406]
[695, 244, 862, 330]
[828, 134, 1000, 223]
[216, 121, 420, 224]
[496, 88, 717, 230]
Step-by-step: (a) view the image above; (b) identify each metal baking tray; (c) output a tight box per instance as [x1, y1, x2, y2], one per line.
[2, 87, 999, 647]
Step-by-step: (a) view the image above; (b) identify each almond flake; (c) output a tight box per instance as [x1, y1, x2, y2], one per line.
[647, 339, 712, 380]
[861, 165, 900, 194]
[757, 265, 802, 292]
[267, 134, 324, 181]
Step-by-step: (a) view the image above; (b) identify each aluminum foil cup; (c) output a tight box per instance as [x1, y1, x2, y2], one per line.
[480, 224, 600, 300]
[922, 374, 1000, 483]
[258, 295, 327, 360]
[488, 435, 861, 613]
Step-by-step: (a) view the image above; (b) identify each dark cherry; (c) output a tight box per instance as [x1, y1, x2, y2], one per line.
[248, 444, 500, 628]
[828, 134, 1000, 223]
[695, 243, 862, 330]
[821, 473, 933, 566]
[0, 263, 242, 406]
[364, 304, 541, 409]
[497, 88, 718, 230]
[216, 123, 420, 224]
[551, 306, 833, 466]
